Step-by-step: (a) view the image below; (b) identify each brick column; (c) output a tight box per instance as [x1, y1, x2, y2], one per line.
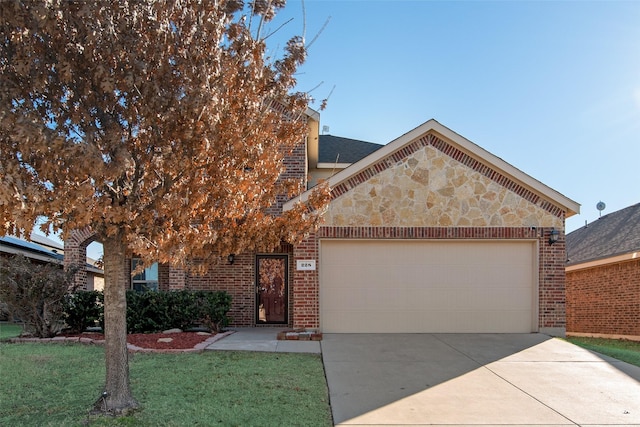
[64, 227, 97, 290]
[292, 233, 320, 329]
[538, 226, 567, 335]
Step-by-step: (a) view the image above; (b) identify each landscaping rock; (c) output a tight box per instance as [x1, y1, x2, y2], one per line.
[157, 337, 173, 343]
[162, 328, 183, 334]
[299, 332, 312, 341]
[276, 329, 323, 341]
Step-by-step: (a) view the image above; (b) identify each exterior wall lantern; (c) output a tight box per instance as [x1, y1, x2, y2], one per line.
[548, 228, 560, 245]
[227, 254, 235, 265]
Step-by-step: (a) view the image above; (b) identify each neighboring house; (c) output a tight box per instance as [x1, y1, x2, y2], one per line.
[28, 232, 66, 256]
[0, 234, 64, 265]
[566, 203, 640, 341]
[66, 116, 580, 335]
[0, 233, 104, 291]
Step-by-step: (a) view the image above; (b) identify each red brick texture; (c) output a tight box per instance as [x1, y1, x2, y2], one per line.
[292, 226, 567, 332]
[64, 227, 98, 289]
[567, 260, 640, 339]
[293, 232, 320, 329]
[158, 245, 294, 327]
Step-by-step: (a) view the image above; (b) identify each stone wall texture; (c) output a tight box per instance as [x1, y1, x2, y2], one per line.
[324, 140, 562, 229]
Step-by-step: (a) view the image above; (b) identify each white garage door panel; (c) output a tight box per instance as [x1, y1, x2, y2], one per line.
[320, 240, 536, 333]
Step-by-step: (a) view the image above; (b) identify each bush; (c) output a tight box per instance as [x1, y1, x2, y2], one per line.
[126, 290, 172, 333]
[63, 290, 104, 333]
[61, 289, 232, 334]
[0, 255, 79, 338]
[126, 290, 231, 333]
[197, 291, 232, 332]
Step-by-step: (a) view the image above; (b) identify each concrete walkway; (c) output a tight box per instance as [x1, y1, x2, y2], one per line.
[322, 333, 640, 426]
[205, 327, 321, 354]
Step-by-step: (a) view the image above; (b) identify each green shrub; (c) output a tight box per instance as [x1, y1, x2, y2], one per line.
[197, 290, 232, 332]
[126, 290, 171, 333]
[125, 290, 231, 333]
[0, 255, 80, 338]
[62, 289, 232, 334]
[63, 290, 103, 333]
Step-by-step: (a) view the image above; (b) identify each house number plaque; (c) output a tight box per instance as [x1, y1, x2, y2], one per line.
[296, 260, 316, 271]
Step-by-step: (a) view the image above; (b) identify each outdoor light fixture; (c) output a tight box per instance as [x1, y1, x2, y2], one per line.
[548, 228, 559, 245]
[227, 254, 235, 265]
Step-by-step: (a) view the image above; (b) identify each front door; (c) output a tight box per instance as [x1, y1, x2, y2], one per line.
[256, 255, 288, 324]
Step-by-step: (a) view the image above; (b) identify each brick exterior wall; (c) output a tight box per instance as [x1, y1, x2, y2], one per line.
[157, 244, 294, 328]
[64, 121, 571, 334]
[567, 260, 640, 339]
[293, 232, 320, 329]
[64, 227, 98, 289]
[65, 135, 307, 328]
[266, 142, 308, 216]
[292, 226, 566, 331]
[540, 233, 566, 329]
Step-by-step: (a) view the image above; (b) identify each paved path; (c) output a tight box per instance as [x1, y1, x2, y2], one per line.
[206, 328, 320, 354]
[321, 333, 640, 426]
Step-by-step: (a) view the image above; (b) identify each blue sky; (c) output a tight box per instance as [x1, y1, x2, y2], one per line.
[41, 0, 640, 259]
[271, 0, 640, 234]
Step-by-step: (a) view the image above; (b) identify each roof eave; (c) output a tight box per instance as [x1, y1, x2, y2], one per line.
[0, 244, 64, 264]
[285, 119, 581, 218]
[566, 250, 640, 271]
[428, 121, 580, 217]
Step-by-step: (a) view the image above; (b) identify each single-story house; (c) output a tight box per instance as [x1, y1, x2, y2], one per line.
[566, 202, 640, 341]
[66, 116, 579, 335]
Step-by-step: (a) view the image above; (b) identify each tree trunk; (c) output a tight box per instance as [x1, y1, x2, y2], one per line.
[93, 233, 139, 415]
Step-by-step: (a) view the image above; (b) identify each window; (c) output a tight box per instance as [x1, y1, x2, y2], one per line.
[131, 259, 158, 291]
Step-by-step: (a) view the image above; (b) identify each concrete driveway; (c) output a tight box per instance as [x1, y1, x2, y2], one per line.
[321, 333, 640, 426]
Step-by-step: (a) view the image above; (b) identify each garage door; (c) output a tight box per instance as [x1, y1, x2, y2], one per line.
[320, 240, 536, 333]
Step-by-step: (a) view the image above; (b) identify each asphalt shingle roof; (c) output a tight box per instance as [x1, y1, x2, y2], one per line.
[566, 202, 640, 265]
[318, 135, 383, 164]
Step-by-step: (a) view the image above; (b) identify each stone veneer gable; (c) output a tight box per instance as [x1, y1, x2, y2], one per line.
[324, 133, 564, 228]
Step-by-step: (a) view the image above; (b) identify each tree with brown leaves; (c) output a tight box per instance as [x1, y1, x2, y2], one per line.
[0, 0, 329, 415]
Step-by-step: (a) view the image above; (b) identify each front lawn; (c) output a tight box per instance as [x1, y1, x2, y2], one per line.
[0, 342, 332, 426]
[566, 336, 640, 367]
[0, 321, 23, 339]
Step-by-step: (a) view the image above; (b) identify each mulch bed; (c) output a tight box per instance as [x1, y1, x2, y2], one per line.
[10, 331, 230, 352]
[62, 331, 214, 350]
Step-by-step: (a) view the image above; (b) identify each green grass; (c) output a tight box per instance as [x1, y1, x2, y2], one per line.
[0, 321, 23, 339]
[566, 336, 640, 367]
[0, 342, 332, 426]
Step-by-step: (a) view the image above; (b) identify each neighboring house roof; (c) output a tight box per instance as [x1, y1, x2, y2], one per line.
[286, 119, 580, 218]
[29, 231, 64, 253]
[0, 234, 103, 275]
[566, 202, 640, 267]
[318, 135, 383, 164]
[0, 235, 64, 264]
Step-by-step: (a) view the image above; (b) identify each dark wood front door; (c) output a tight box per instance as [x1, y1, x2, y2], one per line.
[256, 255, 288, 324]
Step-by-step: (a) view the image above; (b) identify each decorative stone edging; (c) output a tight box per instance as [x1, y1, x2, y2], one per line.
[6, 330, 235, 353]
